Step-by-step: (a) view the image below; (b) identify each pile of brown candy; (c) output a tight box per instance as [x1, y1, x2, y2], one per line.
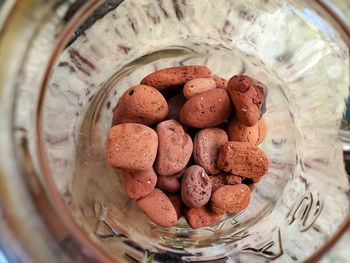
[106, 66, 269, 229]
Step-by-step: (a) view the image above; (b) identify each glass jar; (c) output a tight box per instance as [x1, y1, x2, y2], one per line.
[0, 0, 350, 262]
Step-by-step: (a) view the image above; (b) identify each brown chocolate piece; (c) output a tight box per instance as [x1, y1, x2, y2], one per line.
[107, 123, 158, 171]
[185, 206, 223, 229]
[137, 188, 178, 227]
[211, 76, 228, 89]
[113, 85, 168, 126]
[156, 169, 185, 193]
[141, 66, 211, 91]
[155, 120, 193, 176]
[167, 194, 184, 220]
[193, 128, 228, 174]
[183, 78, 217, 98]
[181, 165, 212, 208]
[122, 168, 157, 200]
[227, 75, 267, 127]
[179, 88, 232, 128]
[210, 184, 251, 214]
[217, 142, 269, 178]
[227, 118, 266, 146]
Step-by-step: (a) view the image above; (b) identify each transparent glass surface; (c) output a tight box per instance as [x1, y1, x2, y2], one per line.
[38, 0, 350, 261]
[1, 0, 350, 262]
